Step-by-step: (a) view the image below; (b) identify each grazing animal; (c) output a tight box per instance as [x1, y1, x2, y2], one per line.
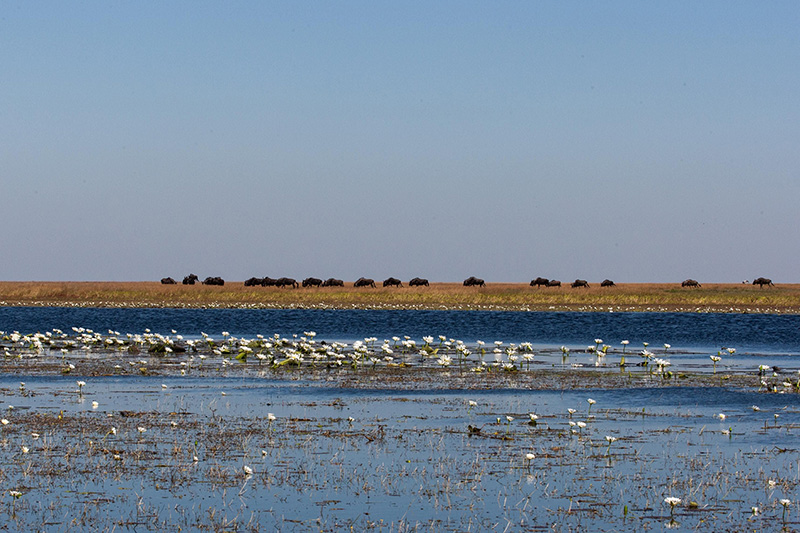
[463, 276, 485, 287]
[571, 279, 590, 288]
[409, 277, 429, 287]
[354, 277, 376, 288]
[244, 277, 264, 287]
[182, 274, 199, 285]
[530, 277, 549, 288]
[547, 280, 562, 287]
[302, 277, 323, 288]
[202, 276, 225, 286]
[275, 277, 299, 288]
[261, 277, 278, 287]
[322, 278, 344, 287]
[753, 277, 774, 288]
[681, 279, 701, 288]
[600, 279, 616, 287]
[383, 277, 403, 287]
[160, 277, 177, 285]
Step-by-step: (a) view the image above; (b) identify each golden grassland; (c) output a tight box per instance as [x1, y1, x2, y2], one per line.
[1, 281, 799, 313]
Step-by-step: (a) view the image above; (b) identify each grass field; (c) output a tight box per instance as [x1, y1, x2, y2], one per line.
[1, 281, 799, 313]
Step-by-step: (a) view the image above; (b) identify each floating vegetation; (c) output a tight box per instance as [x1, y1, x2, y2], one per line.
[1, 327, 797, 390]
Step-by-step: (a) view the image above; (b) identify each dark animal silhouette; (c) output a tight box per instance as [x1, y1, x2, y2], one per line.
[571, 279, 590, 288]
[322, 278, 344, 287]
[260, 277, 278, 287]
[160, 277, 177, 285]
[600, 279, 616, 287]
[681, 279, 701, 288]
[463, 276, 485, 287]
[409, 277, 429, 287]
[302, 277, 323, 288]
[547, 280, 561, 287]
[202, 276, 225, 286]
[354, 277, 376, 288]
[383, 277, 403, 287]
[182, 274, 199, 285]
[753, 277, 774, 288]
[531, 277, 549, 288]
[244, 277, 264, 287]
[275, 277, 298, 288]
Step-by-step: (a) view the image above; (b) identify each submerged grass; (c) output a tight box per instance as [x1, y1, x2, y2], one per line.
[1, 281, 799, 313]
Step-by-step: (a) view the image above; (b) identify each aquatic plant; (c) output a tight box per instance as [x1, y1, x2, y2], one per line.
[664, 496, 681, 518]
[781, 498, 791, 522]
[524, 452, 535, 470]
[605, 435, 617, 455]
[504, 415, 514, 436]
[587, 398, 596, 415]
[560, 346, 570, 366]
[8, 490, 22, 515]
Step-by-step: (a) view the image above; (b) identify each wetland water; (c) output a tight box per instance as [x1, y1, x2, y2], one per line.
[1, 307, 799, 531]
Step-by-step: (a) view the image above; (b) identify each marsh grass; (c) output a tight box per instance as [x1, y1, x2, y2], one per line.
[1, 282, 799, 313]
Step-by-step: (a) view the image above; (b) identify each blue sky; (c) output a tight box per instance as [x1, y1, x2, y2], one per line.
[2, 2, 798, 282]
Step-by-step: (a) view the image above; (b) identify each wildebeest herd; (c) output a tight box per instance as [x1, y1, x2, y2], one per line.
[160, 274, 224, 286]
[161, 274, 778, 288]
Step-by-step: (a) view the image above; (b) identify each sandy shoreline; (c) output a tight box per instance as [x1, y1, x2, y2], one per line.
[1, 281, 799, 313]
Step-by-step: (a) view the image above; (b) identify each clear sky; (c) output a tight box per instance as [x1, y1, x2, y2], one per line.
[2, 2, 798, 283]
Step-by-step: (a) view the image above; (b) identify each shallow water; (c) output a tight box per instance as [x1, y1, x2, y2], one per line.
[1, 374, 799, 531]
[1, 307, 799, 530]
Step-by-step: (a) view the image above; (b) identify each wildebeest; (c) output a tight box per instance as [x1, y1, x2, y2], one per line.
[160, 277, 177, 285]
[261, 277, 278, 287]
[275, 277, 298, 288]
[383, 277, 403, 287]
[409, 277, 429, 287]
[244, 277, 264, 287]
[302, 277, 323, 288]
[463, 276, 485, 287]
[753, 277, 774, 288]
[547, 280, 562, 287]
[600, 279, 616, 287]
[681, 279, 701, 288]
[182, 274, 199, 285]
[202, 276, 225, 286]
[322, 278, 344, 287]
[571, 279, 590, 288]
[354, 277, 376, 288]
[530, 277, 549, 288]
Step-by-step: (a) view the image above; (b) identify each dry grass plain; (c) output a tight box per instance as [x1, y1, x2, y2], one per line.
[1, 281, 799, 313]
